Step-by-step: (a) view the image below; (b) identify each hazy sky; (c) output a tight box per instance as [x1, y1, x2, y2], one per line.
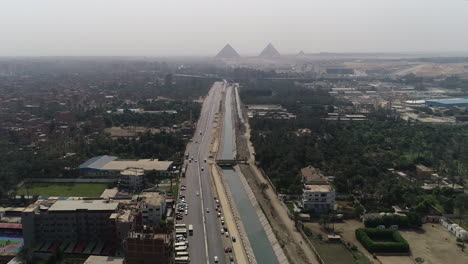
[1, 0, 467, 56]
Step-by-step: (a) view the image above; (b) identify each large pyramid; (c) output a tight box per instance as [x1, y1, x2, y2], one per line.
[259, 43, 281, 58]
[215, 44, 241, 58]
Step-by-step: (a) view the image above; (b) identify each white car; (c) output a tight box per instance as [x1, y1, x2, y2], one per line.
[214, 256, 219, 263]
[196, 191, 200, 196]
[185, 210, 188, 215]
[206, 208, 210, 213]
[221, 229, 224, 234]
[225, 231, 229, 237]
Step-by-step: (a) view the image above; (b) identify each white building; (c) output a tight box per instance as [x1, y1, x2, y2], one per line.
[120, 168, 145, 191]
[300, 165, 335, 213]
[302, 184, 335, 213]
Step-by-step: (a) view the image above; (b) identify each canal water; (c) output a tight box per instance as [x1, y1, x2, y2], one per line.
[221, 87, 279, 264]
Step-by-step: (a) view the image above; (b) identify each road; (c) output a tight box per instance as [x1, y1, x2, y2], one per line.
[179, 81, 226, 264]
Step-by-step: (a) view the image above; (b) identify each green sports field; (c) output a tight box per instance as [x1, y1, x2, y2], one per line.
[16, 183, 107, 197]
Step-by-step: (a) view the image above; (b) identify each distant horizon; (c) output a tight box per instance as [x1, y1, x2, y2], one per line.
[1, 50, 468, 59]
[1, 0, 468, 57]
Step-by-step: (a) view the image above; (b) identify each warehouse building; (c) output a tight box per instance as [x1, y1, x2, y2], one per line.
[79, 155, 174, 177]
[425, 98, 468, 107]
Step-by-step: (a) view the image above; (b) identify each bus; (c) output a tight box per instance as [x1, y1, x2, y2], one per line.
[174, 246, 188, 252]
[188, 224, 193, 236]
[175, 242, 188, 247]
[175, 256, 190, 264]
[175, 228, 187, 237]
[176, 251, 189, 257]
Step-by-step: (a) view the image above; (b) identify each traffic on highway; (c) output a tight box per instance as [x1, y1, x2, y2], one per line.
[175, 81, 236, 264]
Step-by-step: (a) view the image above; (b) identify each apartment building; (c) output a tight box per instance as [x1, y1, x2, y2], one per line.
[302, 184, 335, 213]
[21, 199, 124, 248]
[300, 165, 335, 213]
[124, 229, 173, 264]
[138, 192, 166, 226]
[120, 168, 145, 191]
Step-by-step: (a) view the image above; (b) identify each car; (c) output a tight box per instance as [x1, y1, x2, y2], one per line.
[223, 227, 228, 232]
[200, 132, 203, 135]
[224, 247, 230, 253]
[195, 141, 198, 143]
[206, 208, 210, 213]
[196, 191, 199, 196]
[204, 159, 207, 163]
[201, 167, 204, 171]
[214, 256, 219, 263]
[221, 220, 225, 225]
[232, 236, 236, 242]
[220, 217, 224, 221]
[217, 212, 221, 217]
[221, 229, 224, 234]
[195, 160, 198, 163]
[185, 210, 188, 215]
[225, 231, 229, 237]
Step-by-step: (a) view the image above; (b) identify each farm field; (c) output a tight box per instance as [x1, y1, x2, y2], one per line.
[16, 183, 107, 197]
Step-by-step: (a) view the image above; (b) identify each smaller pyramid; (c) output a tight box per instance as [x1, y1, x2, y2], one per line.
[259, 43, 281, 58]
[297, 50, 306, 56]
[215, 44, 240, 58]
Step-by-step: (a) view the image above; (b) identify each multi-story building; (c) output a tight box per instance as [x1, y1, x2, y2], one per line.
[300, 165, 335, 213]
[120, 168, 145, 191]
[21, 199, 133, 252]
[302, 184, 335, 213]
[138, 192, 166, 226]
[124, 228, 173, 264]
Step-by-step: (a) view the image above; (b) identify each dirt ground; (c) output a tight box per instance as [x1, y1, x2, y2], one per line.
[378, 256, 414, 264]
[304, 220, 378, 264]
[305, 221, 468, 264]
[400, 224, 468, 264]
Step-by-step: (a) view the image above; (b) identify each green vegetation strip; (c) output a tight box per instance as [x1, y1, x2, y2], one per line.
[17, 183, 108, 197]
[356, 228, 409, 253]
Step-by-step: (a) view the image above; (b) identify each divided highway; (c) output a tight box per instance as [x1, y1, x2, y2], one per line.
[178, 81, 227, 264]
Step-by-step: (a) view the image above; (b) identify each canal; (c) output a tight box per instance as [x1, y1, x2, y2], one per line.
[221, 86, 279, 264]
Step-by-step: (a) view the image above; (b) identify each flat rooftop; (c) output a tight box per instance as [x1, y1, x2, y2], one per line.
[140, 192, 165, 206]
[48, 200, 119, 212]
[427, 98, 468, 104]
[102, 159, 173, 171]
[304, 184, 332, 192]
[84, 256, 124, 264]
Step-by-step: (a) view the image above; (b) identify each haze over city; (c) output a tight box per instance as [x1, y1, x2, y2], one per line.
[2, 1, 468, 264]
[1, 0, 468, 56]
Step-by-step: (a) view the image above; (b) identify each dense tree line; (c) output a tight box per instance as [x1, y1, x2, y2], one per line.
[251, 117, 468, 208]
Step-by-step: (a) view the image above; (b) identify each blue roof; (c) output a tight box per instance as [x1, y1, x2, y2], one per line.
[79, 155, 118, 170]
[426, 98, 468, 104]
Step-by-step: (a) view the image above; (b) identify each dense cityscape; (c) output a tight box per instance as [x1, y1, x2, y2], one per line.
[1, 1, 468, 264]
